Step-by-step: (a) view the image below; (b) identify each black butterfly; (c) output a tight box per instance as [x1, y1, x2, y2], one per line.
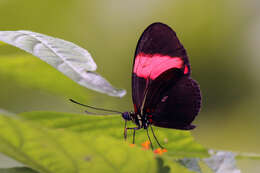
[71, 22, 201, 148]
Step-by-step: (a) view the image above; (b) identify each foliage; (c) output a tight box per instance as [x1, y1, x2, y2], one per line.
[0, 113, 158, 173]
[0, 110, 258, 173]
[0, 112, 202, 173]
[20, 111, 208, 159]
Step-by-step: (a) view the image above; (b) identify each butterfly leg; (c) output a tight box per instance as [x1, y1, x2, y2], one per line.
[124, 126, 140, 144]
[133, 128, 136, 144]
[124, 120, 140, 144]
[124, 120, 127, 140]
[133, 129, 136, 144]
[146, 128, 154, 150]
[150, 125, 164, 149]
[128, 127, 140, 144]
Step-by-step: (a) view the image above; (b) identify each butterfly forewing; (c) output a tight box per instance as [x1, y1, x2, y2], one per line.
[132, 22, 190, 112]
[131, 22, 201, 130]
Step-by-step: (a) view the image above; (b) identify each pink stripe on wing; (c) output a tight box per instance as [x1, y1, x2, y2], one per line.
[134, 53, 184, 79]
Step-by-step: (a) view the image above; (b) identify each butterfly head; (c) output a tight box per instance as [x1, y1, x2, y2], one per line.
[122, 112, 134, 121]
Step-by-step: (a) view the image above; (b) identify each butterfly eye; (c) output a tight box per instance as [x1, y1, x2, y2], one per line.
[161, 96, 168, 102]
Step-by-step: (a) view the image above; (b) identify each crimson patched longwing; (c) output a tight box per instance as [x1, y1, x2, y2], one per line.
[71, 22, 201, 148]
[122, 22, 201, 147]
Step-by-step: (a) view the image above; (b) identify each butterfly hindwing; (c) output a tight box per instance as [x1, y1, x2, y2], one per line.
[149, 76, 201, 129]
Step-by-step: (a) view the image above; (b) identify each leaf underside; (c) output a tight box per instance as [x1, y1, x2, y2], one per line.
[0, 31, 126, 97]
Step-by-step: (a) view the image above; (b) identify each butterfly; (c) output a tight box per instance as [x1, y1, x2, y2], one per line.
[70, 22, 201, 148]
[121, 22, 201, 146]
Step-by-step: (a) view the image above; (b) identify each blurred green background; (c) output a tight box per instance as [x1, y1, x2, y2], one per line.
[0, 0, 259, 171]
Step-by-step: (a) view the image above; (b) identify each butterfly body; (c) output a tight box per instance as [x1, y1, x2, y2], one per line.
[122, 22, 201, 131]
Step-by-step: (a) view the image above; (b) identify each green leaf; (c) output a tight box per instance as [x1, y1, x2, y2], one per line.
[20, 111, 209, 159]
[0, 113, 159, 173]
[0, 167, 38, 173]
[156, 157, 196, 173]
[0, 55, 91, 101]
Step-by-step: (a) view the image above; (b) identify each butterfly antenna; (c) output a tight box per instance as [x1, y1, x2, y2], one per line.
[84, 110, 115, 115]
[69, 99, 123, 114]
[150, 125, 164, 149]
[146, 128, 154, 150]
